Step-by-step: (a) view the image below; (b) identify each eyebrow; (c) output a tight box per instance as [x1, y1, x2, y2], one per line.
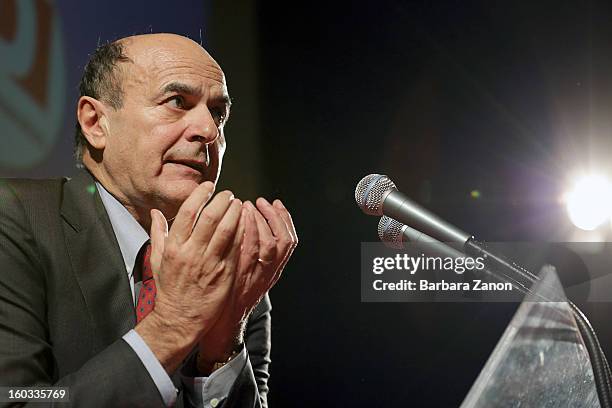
[159, 81, 232, 108]
[160, 82, 202, 97]
[213, 94, 232, 109]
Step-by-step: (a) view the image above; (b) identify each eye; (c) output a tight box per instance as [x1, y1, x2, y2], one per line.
[210, 107, 227, 126]
[165, 95, 187, 109]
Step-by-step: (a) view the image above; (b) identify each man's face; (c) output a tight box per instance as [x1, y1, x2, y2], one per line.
[100, 34, 230, 216]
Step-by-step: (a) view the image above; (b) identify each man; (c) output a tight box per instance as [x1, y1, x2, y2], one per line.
[0, 33, 297, 407]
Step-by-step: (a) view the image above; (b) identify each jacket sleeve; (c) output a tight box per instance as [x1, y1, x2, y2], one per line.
[217, 294, 272, 408]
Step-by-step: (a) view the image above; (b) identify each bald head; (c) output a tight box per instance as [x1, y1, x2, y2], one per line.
[76, 32, 231, 223]
[119, 33, 216, 63]
[75, 33, 224, 163]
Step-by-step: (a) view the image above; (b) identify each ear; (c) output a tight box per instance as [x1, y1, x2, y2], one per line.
[77, 96, 110, 150]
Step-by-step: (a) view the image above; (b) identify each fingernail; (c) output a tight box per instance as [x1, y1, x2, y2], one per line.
[203, 181, 215, 196]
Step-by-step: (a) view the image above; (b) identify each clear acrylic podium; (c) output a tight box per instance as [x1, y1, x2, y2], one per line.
[461, 266, 601, 408]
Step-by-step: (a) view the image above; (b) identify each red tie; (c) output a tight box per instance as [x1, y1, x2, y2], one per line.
[136, 243, 156, 323]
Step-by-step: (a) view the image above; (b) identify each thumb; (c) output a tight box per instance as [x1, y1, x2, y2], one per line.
[149, 209, 168, 279]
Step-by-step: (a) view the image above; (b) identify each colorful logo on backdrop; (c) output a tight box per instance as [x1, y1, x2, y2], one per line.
[0, 0, 65, 169]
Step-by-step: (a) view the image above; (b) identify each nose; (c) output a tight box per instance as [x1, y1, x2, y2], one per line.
[184, 105, 219, 144]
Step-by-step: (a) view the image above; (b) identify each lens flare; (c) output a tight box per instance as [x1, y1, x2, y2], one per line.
[565, 175, 612, 231]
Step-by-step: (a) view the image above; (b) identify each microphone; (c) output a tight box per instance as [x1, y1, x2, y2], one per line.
[378, 215, 533, 290]
[355, 174, 471, 244]
[378, 215, 446, 247]
[357, 174, 537, 287]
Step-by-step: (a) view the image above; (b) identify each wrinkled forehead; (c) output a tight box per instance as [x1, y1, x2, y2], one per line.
[121, 37, 228, 99]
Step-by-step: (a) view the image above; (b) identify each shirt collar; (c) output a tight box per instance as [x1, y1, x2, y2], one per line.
[95, 181, 149, 276]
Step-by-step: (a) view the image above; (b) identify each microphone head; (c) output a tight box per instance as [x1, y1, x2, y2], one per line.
[378, 216, 405, 249]
[355, 174, 397, 215]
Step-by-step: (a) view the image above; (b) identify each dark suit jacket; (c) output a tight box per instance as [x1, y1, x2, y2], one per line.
[0, 170, 271, 407]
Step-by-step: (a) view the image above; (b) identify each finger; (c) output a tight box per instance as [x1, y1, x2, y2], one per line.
[169, 181, 215, 243]
[149, 209, 168, 279]
[272, 200, 297, 269]
[272, 249, 292, 287]
[239, 203, 260, 271]
[266, 201, 296, 288]
[273, 199, 298, 246]
[202, 198, 243, 258]
[238, 206, 270, 307]
[189, 190, 236, 246]
[256, 198, 293, 256]
[225, 203, 247, 267]
[248, 201, 277, 263]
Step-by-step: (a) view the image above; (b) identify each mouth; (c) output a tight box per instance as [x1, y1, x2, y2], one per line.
[166, 159, 206, 173]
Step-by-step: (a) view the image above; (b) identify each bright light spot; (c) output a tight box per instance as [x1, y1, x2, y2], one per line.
[565, 175, 612, 231]
[470, 190, 481, 199]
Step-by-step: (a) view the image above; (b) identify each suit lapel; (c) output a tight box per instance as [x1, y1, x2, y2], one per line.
[61, 170, 136, 350]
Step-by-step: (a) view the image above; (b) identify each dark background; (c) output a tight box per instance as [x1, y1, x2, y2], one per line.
[251, 1, 612, 406]
[4, 0, 612, 406]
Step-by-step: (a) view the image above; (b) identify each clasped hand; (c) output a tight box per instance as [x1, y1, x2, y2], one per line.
[146, 181, 297, 371]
